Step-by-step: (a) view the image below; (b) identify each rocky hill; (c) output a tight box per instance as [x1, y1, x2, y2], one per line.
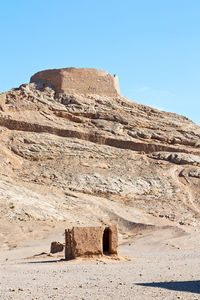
[0, 67, 200, 249]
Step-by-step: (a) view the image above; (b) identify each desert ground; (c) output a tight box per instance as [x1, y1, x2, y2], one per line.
[1, 225, 200, 300]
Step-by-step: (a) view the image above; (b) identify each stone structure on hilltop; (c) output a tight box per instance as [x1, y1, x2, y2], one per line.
[65, 225, 118, 259]
[30, 67, 120, 97]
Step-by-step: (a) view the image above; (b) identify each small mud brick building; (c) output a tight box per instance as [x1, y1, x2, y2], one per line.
[65, 225, 118, 259]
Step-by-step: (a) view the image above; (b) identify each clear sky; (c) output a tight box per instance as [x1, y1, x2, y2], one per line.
[0, 0, 199, 124]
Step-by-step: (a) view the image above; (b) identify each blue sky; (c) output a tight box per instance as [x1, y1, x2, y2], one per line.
[0, 0, 199, 124]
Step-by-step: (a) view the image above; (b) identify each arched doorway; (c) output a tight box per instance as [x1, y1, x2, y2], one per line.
[103, 227, 110, 254]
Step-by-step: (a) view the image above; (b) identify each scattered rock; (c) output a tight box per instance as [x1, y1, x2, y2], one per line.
[50, 242, 64, 254]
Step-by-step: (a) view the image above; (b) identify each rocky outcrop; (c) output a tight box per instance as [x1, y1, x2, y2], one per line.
[149, 152, 200, 166]
[0, 67, 200, 248]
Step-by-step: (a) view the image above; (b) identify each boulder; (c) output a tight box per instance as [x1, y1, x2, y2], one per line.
[50, 241, 64, 254]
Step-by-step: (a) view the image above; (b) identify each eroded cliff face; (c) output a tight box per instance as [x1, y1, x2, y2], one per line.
[0, 68, 200, 248]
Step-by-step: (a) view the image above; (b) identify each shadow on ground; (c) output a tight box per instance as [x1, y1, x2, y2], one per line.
[136, 280, 200, 294]
[21, 258, 66, 264]
[27, 259, 63, 264]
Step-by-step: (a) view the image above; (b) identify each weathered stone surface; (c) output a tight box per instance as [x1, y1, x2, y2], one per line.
[50, 241, 64, 254]
[180, 167, 200, 179]
[150, 152, 200, 166]
[30, 67, 120, 97]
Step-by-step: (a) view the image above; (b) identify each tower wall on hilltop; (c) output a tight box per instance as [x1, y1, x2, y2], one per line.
[30, 67, 120, 97]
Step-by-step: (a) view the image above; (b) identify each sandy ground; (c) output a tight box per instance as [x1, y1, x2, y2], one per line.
[1, 226, 200, 300]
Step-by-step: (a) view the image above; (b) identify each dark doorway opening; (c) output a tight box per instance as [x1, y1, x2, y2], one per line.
[103, 227, 110, 254]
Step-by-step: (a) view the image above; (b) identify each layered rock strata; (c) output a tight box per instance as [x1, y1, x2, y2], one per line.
[0, 68, 200, 248]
